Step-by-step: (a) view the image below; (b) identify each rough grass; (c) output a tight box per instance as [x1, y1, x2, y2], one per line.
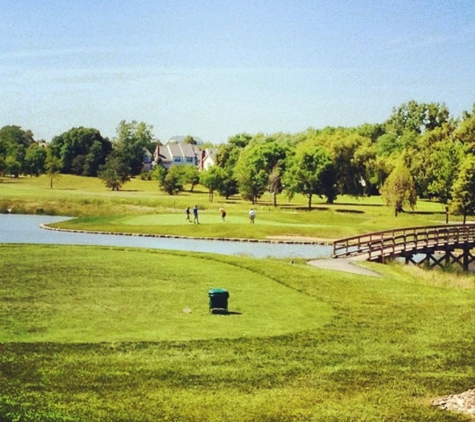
[0, 175, 456, 241]
[1, 244, 474, 421]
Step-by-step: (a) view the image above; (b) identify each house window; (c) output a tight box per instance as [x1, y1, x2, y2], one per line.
[174, 157, 182, 162]
[186, 157, 194, 163]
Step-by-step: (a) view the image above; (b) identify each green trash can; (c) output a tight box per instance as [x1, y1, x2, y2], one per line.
[208, 288, 229, 312]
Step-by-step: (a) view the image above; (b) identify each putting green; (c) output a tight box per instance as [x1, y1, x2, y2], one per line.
[0, 245, 333, 343]
[114, 213, 326, 227]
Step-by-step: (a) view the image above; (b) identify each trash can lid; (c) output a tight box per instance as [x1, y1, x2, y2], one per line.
[208, 288, 229, 295]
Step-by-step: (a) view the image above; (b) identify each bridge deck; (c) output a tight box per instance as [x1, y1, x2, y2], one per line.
[333, 224, 475, 270]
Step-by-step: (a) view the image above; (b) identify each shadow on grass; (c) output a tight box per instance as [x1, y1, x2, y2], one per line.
[335, 209, 365, 214]
[210, 309, 242, 315]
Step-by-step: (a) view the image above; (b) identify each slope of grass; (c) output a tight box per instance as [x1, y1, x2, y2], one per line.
[0, 175, 455, 241]
[1, 244, 473, 421]
[0, 245, 332, 343]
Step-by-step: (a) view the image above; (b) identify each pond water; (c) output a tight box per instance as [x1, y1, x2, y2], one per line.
[0, 215, 332, 259]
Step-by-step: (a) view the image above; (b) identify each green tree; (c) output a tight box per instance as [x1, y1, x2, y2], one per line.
[234, 136, 287, 204]
[49, 127, 111, 176]
[453, 106, 475, 153]
[327, 132, 373, 197]
[267, 164, 283, 207]
[155, 165, 184, 195]
[114, 121, 155, 176]
[284, 142, 334, 209]
[0, 125, 35, 176]
[385, 101, 450, 136]
[24, 143, 47, 177]
[5, 155, 21, 177]
[450, 155, 475, 224]
[214, 136, 247, 199]
[183, 135, 197, 145]
[200, 166, 225, 202]
[98, 155, 131, 191]
[380, 160, 417, 216]
[181, 165, 200, 192]
[45, 150, 62, 189]
[216, 172, 238, 199]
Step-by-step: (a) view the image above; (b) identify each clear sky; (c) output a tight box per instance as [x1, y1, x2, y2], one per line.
[1, 0, 474, 143]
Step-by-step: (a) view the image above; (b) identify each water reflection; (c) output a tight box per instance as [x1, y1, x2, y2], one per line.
[0, 214, 332, 259]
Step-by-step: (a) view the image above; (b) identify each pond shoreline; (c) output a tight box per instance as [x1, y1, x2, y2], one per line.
[40, 224, 333, 246]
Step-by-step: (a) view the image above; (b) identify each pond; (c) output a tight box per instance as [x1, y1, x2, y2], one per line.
[0, 214, 332, 259]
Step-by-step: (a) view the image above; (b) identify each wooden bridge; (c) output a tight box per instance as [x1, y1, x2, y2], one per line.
[333, 224, 475, 271]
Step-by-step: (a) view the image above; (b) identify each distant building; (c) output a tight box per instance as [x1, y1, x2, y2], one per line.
[199, 148, 218, 171]
[142, 149, 153, 172]
[168, 135, 204, 145]
[153, 141, 199, 169]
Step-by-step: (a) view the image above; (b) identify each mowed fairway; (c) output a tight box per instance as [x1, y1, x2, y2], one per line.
[0, 245, 332, 343]
[0, 176, 474, 420]
[1, 243, 474, 421]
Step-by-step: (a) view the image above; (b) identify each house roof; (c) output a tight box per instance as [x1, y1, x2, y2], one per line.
[168, 135, 204, 145]
[156, 141, 199, 163]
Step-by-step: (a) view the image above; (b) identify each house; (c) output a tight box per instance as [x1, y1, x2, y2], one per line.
[142, 149, 153, 172]
[153, 141, 199, 169]
[199, 148, 218, 171]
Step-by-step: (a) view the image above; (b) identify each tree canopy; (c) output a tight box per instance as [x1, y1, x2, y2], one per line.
[49, 127, 111, 176]
[4, 100, 475, 220]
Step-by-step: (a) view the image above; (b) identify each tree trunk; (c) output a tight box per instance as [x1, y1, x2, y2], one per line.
[308, 194, 312, 210]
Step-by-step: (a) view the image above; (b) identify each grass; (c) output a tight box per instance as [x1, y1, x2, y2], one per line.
[1, 244, 474, 421]
[0, 174, 456, 240]
[0, 245, 333, 343]
[1, 175, 473, 420]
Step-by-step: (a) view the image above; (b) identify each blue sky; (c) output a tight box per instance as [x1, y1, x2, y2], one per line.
[1, 0, 474, 143]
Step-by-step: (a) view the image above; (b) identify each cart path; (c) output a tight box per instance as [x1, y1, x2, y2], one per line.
[307, 258, 382, 277]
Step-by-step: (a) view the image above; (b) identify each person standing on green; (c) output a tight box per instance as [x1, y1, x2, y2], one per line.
[219, 207, 226, 222]
[193, 205, 199, 224]
[249, 208, 255, 224]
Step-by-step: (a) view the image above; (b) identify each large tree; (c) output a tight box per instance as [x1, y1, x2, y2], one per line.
[453, 106, 475, 154]
[114, 121, 155, 176]
[98, 154, 131, 191]
[49, 127, 111, 176]
[154, 166, 185, 195]
[385, 101, 450, 136]
[450, 155, 475, 224]
[327, 132, 374, 197]
[0, 125, 35, 176]
[200, 166, 225, 202]
[24, 143, 47, 177]
[213, 136, 247, 199]
[234, 136, 287, 204]
[380, 160, 417, 216]
[284, 142, 334, 209]
[45, 150, 62, 189]
[181, 165, 200, 192]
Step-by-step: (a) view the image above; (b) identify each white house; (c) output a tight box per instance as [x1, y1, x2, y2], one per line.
[199, 148, 218, 171]
[153, 141, 199, 169]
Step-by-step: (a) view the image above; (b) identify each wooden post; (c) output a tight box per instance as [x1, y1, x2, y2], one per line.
[463, 246, 470, 271]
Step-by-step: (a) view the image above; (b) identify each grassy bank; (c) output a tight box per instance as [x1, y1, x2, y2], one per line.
[1, 244, 474, 421]
[0, 175, 455, 240]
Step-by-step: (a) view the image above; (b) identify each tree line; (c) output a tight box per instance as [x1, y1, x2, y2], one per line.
[1, 101, 475, 220]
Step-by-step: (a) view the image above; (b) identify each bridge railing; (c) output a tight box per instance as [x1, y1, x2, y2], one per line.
[333, 224, 475, 260]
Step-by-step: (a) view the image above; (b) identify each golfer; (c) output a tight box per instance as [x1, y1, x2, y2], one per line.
[219, 207, 226, 222]
[249, 208, 256, 224]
